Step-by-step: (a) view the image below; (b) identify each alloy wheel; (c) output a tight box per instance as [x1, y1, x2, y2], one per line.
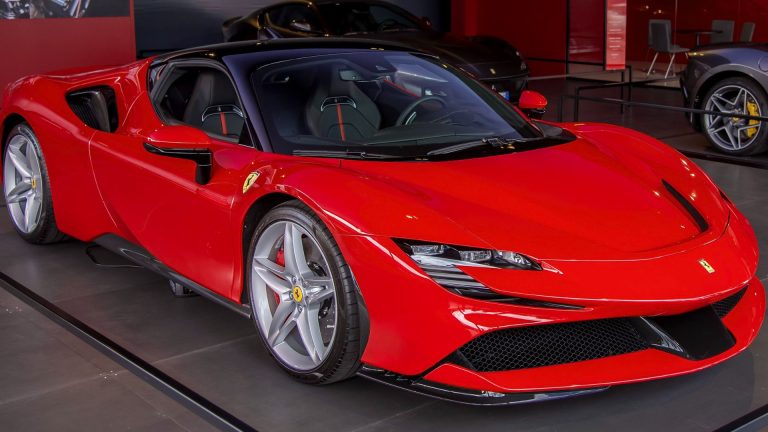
[704, 84, 762, 151]
[3, 134, 44, 233]
[250, 220, 338, 371]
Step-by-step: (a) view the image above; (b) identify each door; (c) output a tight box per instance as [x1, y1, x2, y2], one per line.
[90, 63, 256, 298]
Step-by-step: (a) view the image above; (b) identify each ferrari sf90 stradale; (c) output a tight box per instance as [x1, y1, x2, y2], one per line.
[0, 39, 763, 405]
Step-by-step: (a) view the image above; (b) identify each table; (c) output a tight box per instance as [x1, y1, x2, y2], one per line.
[677, 29, 722, 46]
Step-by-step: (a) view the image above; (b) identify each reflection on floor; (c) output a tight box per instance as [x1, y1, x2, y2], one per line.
[1, 83, 767, 431]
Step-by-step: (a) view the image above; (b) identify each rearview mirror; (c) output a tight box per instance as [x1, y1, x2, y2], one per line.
[518, 90, 548, 119]
[144, 125, 213, 185]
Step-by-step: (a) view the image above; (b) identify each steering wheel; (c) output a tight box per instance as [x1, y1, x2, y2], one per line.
[395, 96, 447, 126]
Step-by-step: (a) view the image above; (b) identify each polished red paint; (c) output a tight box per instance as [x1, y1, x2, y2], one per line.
[0, 55, 763, 395]
[518, 90, 548, 111]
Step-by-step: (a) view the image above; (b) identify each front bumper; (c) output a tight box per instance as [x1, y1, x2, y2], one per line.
[421, 279, 764, 394]
[335, 209, 763, 402]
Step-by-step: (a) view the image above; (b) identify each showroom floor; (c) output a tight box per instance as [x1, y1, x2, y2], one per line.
[1, 79, 768, 432]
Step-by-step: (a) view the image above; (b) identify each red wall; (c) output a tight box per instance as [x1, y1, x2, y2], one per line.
[569, 0, 606, 65]
[0, 2, 136, 101]
[452, 0, 569, 76]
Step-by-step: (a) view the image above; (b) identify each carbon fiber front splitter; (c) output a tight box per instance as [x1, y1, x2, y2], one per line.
[357, 365, 608, 406]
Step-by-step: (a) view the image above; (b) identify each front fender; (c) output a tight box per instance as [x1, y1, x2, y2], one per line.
[234, 158, 486, 246]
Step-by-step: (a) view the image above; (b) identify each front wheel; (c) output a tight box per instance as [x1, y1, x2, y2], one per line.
[246, 201, 362, 384]
[701, 77, 768, 155]
[2, 123, 65, 244]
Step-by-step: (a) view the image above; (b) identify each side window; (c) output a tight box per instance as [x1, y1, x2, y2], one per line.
[155, 66, 245, 142]
[369, 5, 419, 30]
[267, 4, 322, 33]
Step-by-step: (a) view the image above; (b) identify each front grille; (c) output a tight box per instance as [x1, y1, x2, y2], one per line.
[712, 287, 747, 318]
[458, 318, 649, 372]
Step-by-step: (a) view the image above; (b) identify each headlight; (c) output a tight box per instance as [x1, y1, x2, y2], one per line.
[394, 239, 579, 309]
[395, 240, 540, 271]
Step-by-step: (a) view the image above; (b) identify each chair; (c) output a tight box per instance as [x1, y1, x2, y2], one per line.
[741, 22, 756, 42]
[647, 19, 671, 60]
[648, 19, 671, 47]
[710, 20, 735, 43]
[647, 22, 689, 78]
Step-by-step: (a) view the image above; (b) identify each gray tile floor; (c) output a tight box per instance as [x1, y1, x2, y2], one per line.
[1, 80, 767, 431]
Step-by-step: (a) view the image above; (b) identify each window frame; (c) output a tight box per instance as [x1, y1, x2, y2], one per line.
[148, 59, 256, 147]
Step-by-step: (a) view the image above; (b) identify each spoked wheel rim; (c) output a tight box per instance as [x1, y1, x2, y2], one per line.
[3, 134, 43, 234]
[250, 220, 338, 371]
[704, 84, 763, 151]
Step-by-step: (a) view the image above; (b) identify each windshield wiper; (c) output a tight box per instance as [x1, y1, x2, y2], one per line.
[426, 135, 569, 157]
[292, 149, 408, 160]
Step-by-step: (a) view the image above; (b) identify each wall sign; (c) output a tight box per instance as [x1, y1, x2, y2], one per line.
[605, 0, 627, 70]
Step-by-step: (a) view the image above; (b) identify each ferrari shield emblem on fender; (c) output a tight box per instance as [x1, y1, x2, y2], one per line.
[242, 172, 260, 194]
[699, 259, 715, 274]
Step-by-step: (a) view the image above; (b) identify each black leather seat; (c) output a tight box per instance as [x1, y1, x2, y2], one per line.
[182, 70, 244, 139]
[305, 66, 381, 141]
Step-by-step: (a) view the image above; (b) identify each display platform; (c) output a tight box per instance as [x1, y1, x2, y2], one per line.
[0, 157, 767, 431]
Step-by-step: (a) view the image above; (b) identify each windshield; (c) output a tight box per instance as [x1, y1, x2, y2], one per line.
[317, 3, 424, 35]
[251, 51, 542, 158]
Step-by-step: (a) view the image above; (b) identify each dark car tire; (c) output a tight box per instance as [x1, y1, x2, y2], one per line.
[701, 77, 768, 156]
[246, 200, 362, 384]
[2, 123, 66, 244]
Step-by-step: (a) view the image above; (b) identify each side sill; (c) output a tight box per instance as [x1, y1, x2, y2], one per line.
[93, 234, 252, 319]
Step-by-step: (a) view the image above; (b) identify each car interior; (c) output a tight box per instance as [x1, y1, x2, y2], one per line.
[157, 68, 246, 142]
[254, 53, 523, 151]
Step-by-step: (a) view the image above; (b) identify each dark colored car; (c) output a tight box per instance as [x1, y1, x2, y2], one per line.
[222, 0, 529, 101]
[681, 43, 768, 155]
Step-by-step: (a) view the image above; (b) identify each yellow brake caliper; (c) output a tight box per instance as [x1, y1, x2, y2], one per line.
[745, 101, 760, 138]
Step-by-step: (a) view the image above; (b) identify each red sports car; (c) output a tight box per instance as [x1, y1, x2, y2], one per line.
[0, 39, 763, 405]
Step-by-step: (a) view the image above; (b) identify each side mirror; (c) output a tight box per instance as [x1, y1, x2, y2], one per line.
[421, 16, 432, 28]
[144, 125, 213, 185]
[518, 90, 548, 119]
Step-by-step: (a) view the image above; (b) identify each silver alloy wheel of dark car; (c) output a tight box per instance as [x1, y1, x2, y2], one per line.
[703, 78, 768, 155]
[250, 219, 339, 371]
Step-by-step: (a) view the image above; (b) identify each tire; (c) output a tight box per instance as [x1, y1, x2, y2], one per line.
[245, 200, 362, 384]
[701, 77, 768, 155]
[2, 123, 65, 244]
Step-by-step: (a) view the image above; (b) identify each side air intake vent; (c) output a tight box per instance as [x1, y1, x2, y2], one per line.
[662, 180, 709, 232]
[66, 86, 119, 133]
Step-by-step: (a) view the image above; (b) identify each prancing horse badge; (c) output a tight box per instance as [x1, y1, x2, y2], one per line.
[699, 259, 715, 274]
[242, 171, 260, 194]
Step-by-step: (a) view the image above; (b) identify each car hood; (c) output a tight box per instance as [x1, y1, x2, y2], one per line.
[351, 31, 527, 79]
[337, 124, 730, 261]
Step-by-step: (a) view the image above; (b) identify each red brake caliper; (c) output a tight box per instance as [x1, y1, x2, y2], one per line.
[274, 248, 286, 304]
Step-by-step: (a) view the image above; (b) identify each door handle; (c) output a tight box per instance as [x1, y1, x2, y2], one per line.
[143, 143, 213, 185]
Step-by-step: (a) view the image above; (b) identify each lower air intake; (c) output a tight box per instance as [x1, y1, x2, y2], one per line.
[457, 318, 649, 372]
[711, 287, 747, 318]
